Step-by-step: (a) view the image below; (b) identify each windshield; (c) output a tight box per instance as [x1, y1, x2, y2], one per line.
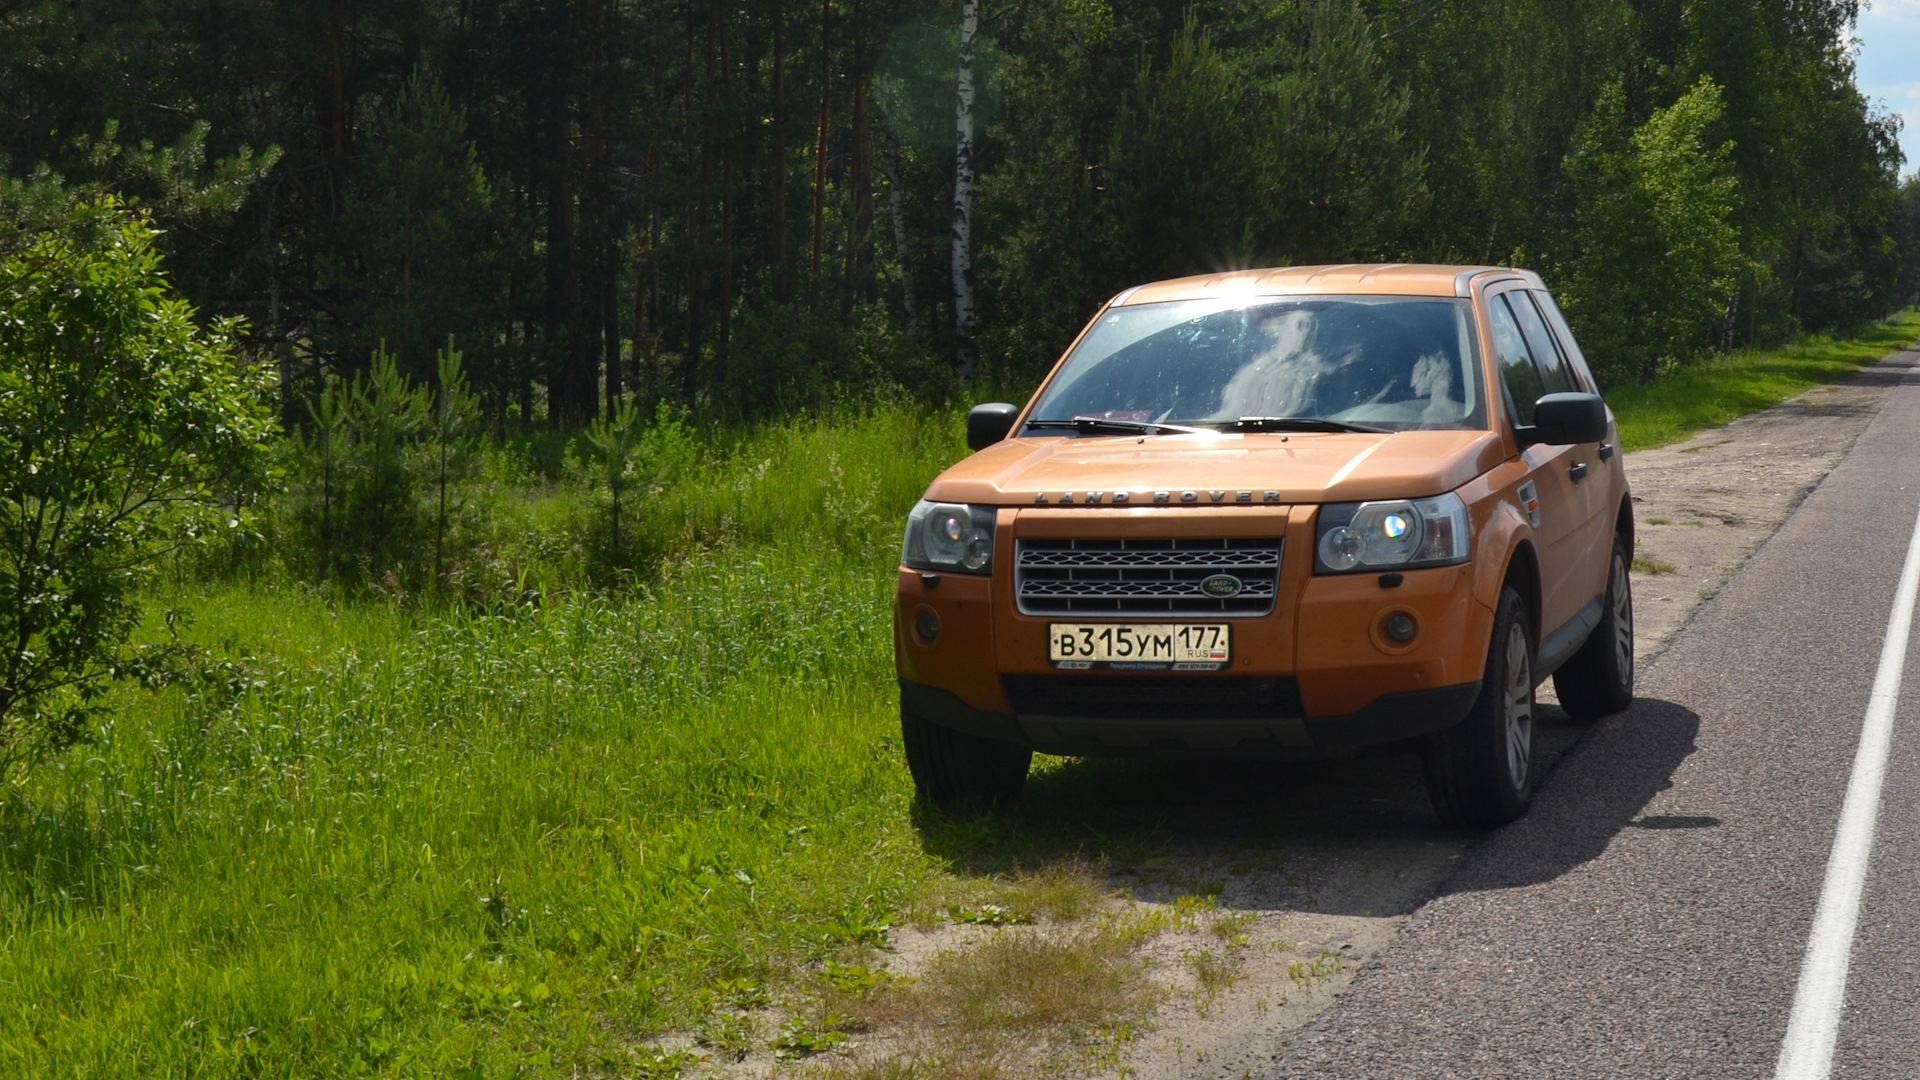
[1027, 296, 1486, 432]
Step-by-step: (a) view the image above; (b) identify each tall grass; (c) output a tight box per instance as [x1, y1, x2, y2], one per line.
[1, 404, 964, 1078]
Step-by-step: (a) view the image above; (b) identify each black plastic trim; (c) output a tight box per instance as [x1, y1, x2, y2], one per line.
[899, 679, 1026, 743]
[1537, 594, 1603, 677]
[1300, 682, 1481, 747]
[899, 677, 1484, 756]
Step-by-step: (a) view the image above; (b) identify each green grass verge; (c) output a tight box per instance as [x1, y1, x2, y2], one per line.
[1, 407, 969, 1078]
[1607, 310, 1920, 452]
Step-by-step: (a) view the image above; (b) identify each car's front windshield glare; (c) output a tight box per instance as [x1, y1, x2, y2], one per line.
[1027, 296, 1486, 432]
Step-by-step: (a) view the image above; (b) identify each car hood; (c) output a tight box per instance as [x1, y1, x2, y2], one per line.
[925, 429, 1507, 506]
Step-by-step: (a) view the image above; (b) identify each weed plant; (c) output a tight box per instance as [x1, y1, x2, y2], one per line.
[1, 403, 966, 1077]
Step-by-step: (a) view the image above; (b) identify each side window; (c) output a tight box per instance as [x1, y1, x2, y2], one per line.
[1532, 289, 1601, 394]
[1508, 290, 1576, 396]
[1488, 295, 1542, 426]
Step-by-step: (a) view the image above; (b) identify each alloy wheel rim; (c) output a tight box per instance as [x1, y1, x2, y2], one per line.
[1612, 551, 1634, 681]
[1503, 621, 1533, 791]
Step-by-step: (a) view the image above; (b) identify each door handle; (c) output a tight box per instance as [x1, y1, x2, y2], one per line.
[1598, 443, 1615, 460]
[1569, 462, 1589, 482]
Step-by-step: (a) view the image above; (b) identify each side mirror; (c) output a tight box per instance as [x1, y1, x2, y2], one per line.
[967, 403, 1021, 451]
[1521, 392, 1608, 447]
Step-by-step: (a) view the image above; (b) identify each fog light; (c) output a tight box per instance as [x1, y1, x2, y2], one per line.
[915, 610, 940, 643]
[1383, 612, 1417, 643]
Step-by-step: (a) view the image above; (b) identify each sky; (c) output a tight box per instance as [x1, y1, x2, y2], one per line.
[1857, 0, 1920, 178]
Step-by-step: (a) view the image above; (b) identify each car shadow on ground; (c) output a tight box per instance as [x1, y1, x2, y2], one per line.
[1434, 695, 1703, 896]
[912, 695, 1699, 915]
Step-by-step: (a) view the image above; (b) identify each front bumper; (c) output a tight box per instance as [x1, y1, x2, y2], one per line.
[899, 677, 1480, 756]
[894, 503, 1496, 756]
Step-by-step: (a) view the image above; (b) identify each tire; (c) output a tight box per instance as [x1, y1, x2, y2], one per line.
[1423, 584, 1536, 829]
[1553, 532, 1635, 720]
[900, 709, 1032, 810]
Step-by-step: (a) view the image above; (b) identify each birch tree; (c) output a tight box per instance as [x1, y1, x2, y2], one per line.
[951, 0, 979, 383]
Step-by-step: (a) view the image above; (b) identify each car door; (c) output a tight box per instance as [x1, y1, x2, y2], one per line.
[1485, 286, 1590, 642]
[1522, 288, 1614, 598]
[1509, 289, 1611, 589]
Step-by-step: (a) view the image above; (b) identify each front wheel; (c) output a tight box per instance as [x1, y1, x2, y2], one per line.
[1423, 584, 1536, 829]
[1554, 532, 1635, 720]
[901, 710, 1031, 811]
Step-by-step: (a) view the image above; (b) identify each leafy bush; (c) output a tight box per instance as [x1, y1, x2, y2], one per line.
[1555, 77, 1747, 386]
[0, 196, 274, 773]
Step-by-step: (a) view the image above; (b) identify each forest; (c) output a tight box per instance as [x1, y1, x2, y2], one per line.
[3, 0, 1916, 427]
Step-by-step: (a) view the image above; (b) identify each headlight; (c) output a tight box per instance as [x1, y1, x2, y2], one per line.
[1314, 492, 1470, 573]
[902, 501, 997, 573]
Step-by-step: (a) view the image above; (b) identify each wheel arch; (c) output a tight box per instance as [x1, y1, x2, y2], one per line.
[1503, 539, 1543, 653]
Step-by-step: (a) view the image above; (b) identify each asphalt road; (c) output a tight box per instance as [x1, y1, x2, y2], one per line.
[1273, 348, 1920, 1079]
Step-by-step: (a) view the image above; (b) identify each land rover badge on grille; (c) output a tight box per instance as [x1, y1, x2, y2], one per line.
[1200, 574, 1244, 598]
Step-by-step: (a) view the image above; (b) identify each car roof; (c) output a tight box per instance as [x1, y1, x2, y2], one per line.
[1109, 264, 1548, 306]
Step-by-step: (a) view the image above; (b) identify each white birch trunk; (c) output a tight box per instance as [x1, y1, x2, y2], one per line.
[951, 0, 979, 383]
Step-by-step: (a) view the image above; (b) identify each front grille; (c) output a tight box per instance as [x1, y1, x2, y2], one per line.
[1003, 675, 1305, 719]
[1015, 537, 1284, 616]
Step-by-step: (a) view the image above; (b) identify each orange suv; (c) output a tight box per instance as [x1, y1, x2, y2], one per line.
[895, 265, 1634, 827]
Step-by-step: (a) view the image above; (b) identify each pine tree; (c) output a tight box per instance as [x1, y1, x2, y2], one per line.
[328, 73, 508, 390]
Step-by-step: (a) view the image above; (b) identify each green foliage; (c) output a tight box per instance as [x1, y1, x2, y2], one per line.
[1104, 18, 1274, 278]
[0, 197, 274, 773]
[69, 118, 281, 227]
[0, 120, 279, 262]
[326, 74, 514, 390]
[1379, 0, 1635, 266]
[261, 389, 963, 600]
[714, 302, 952, 423]
[772, 1015, 852, 1058]
[1, 0, 1905, 415]
[1895, 177, 1920, 310]
[985, 2, 1423, 380]
[1556, 77, 1747, 385]
[281, 347, 433, 590]
[581, 397, 646, 567]
[429, 338, 484, 589]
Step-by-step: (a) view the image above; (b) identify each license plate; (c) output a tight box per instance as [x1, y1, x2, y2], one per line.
[1048, 623, 1230, 670]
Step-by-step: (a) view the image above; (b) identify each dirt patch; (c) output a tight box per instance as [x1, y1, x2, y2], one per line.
[662, 351, 1916, 1080]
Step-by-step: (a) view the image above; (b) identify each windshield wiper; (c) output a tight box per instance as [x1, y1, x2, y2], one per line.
[1205, 416, 1392, 434]
[1023, 418, 1208, 437]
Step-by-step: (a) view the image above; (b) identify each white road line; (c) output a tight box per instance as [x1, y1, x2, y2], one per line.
[1775, 494, 1920, 1079]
